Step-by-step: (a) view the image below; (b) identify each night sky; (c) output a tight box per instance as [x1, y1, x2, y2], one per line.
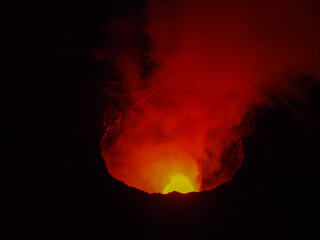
[2, 0, 320, 239]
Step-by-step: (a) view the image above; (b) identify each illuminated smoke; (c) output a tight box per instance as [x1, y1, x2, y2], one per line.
[100, 0, 320, 193]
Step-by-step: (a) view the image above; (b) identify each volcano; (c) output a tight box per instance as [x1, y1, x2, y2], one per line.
[2, 0, 320, 239]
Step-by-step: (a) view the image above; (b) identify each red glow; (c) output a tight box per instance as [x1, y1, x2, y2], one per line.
[101, 0, 320, 193]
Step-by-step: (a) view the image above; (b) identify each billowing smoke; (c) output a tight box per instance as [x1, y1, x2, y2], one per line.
[100, 0, 320, 193]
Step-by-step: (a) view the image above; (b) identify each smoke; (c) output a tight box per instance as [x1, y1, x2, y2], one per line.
[100, 0, 320, 193]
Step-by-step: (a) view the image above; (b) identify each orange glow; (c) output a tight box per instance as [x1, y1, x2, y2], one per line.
[163, 174, 195, 194]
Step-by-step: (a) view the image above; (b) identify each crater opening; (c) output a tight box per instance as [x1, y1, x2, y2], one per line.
[99, 0, 320, 194]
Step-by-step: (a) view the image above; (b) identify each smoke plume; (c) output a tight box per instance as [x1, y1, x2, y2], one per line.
[100, 0, 320, 193]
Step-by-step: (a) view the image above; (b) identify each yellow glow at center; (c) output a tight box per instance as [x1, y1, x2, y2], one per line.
[163, 174, 194, 194]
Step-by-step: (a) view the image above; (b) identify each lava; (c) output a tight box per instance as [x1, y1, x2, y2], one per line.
[163, 174, 195, 194]
[100, 0, 320, 194]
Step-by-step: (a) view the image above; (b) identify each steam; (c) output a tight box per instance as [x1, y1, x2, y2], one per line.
[101, 0, 320, 193]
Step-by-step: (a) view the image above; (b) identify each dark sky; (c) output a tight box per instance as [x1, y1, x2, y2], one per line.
[2, 0, 320, 239]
